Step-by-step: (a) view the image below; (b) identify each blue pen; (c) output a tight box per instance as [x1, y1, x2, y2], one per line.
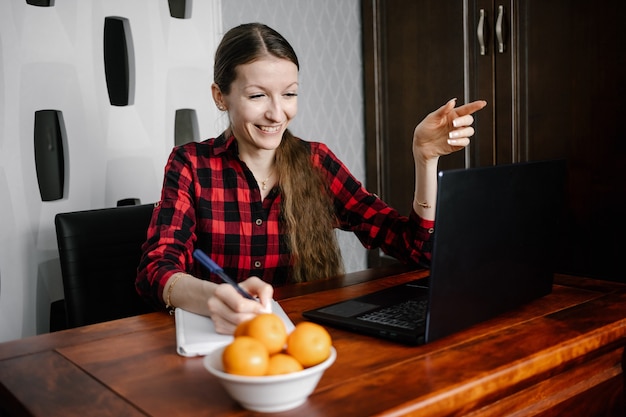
[192, 249, 257, 301]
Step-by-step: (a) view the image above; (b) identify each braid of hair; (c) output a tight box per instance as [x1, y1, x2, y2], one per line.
[276, 131, 344, 282]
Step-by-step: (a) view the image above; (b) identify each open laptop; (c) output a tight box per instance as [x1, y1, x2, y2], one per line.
[303, 159, 566, 345]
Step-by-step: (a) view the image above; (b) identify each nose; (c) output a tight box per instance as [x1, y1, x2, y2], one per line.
[265, 98, 284, 122]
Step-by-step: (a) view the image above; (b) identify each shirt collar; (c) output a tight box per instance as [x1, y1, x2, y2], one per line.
[213, 131, 238, 156]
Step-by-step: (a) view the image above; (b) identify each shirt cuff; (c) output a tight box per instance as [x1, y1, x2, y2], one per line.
[410, 209, 435, 234]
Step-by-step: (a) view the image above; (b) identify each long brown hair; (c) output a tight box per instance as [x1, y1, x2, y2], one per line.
[214, 23, 343, 282]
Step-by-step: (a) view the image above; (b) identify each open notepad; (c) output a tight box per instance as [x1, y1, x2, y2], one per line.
[175, 299, 295, 357]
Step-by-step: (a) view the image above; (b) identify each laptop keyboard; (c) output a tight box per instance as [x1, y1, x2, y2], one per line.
[356, 299, 428, 330]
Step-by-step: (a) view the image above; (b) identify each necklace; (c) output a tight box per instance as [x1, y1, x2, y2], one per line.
[258, 171, 273, 191]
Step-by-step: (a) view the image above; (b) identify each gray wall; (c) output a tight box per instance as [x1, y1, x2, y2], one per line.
[0, 0, 365, 342]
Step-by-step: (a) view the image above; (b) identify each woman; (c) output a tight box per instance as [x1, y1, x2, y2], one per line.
[136, 23, 486, 333]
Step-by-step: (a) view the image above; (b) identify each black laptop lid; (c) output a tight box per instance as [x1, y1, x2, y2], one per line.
[424, 159, 566, 342]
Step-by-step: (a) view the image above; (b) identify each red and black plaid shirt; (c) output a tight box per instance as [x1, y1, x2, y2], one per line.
[136, 133, 434, 308]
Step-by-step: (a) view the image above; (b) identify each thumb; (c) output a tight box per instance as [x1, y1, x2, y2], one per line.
[426, 98, 457, 125]
[438, 98, 457, 115]
[255, 285, 274, 314]
[258, 298, 273, 314]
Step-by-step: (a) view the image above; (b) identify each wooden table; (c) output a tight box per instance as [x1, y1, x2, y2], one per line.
[1, 265, 626, 416]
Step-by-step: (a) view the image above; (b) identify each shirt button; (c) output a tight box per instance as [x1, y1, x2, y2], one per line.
[254, 261, 262, 268]
[428, 228, 435, 234]
[255, 218, 263, 226]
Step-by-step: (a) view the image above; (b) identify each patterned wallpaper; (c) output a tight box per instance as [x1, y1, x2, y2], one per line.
[0, 0, 365, 342]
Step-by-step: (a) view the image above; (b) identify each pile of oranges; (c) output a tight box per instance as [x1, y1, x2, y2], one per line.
[222, 313, 332, 376]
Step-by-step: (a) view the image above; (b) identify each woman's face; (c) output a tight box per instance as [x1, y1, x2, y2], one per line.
[215, 56, 299, 155]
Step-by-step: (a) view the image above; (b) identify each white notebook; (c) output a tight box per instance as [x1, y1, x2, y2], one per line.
[175, 300, 295, 357]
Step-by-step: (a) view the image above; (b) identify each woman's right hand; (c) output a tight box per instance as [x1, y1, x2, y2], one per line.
[207, 276, 274, 334]
[412, 98, 487, 162]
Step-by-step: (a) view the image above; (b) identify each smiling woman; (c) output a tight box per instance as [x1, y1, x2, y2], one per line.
[135, 22, 487, 335]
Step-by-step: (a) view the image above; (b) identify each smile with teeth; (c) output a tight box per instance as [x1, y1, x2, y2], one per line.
[258, 125, 281, 133]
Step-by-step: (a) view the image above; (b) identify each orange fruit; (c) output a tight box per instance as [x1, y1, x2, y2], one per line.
[266, 353, 303, 376]
[222, 336, 269, 376]
[233, 318, 252, 337]
[246, 313, 288, 355]
[286, 321, 332, 368]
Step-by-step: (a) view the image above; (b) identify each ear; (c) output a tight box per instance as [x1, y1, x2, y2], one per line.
[211, 83, 226, 111]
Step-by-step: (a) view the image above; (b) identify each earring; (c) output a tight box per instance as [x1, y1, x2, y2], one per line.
[216, 103, 226, 111]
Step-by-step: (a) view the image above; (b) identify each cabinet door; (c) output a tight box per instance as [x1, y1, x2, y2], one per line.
[467, 1, 626, 279]
[466, 0, 515, 166]
[363, 0, 467, 266]
[363, 0, 466, 218]
[518, 1, 626, 279]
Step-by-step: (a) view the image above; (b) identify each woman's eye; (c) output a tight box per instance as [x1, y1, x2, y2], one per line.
[249, 93, 265, 99]
[285, 92, 298, 98]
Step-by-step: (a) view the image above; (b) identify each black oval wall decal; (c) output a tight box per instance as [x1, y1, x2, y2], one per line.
[168, 0, 189, 19]
[26, 0, 54, 6]
[174, 109, 199, 146]
[103, 17, 135, 106]
[34, 110, 65, 202]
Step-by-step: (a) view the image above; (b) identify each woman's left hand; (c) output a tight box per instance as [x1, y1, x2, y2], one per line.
[413, 99, 487, 162]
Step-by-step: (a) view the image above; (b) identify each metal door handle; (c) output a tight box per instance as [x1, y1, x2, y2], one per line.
[496, 5, 506, 53]
[477, 9, 487, 56]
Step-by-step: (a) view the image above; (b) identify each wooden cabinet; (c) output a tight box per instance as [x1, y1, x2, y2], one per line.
[363, 0, 626, 281]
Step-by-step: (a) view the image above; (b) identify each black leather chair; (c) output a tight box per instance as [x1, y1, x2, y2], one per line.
[55, 203, 156, 328]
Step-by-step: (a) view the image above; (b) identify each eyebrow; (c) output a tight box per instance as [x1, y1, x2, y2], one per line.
[244, 82, 299, 90]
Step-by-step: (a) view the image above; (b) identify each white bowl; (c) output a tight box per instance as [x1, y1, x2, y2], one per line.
[204, 346, 336, 413]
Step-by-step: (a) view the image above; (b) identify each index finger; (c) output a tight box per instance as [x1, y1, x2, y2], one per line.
[454, 100, 487, 117]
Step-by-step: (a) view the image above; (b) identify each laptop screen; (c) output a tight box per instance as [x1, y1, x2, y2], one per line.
[424, 159, 566, 342]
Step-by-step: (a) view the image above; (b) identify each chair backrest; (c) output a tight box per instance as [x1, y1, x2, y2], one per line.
[55, 203, 155, 328]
